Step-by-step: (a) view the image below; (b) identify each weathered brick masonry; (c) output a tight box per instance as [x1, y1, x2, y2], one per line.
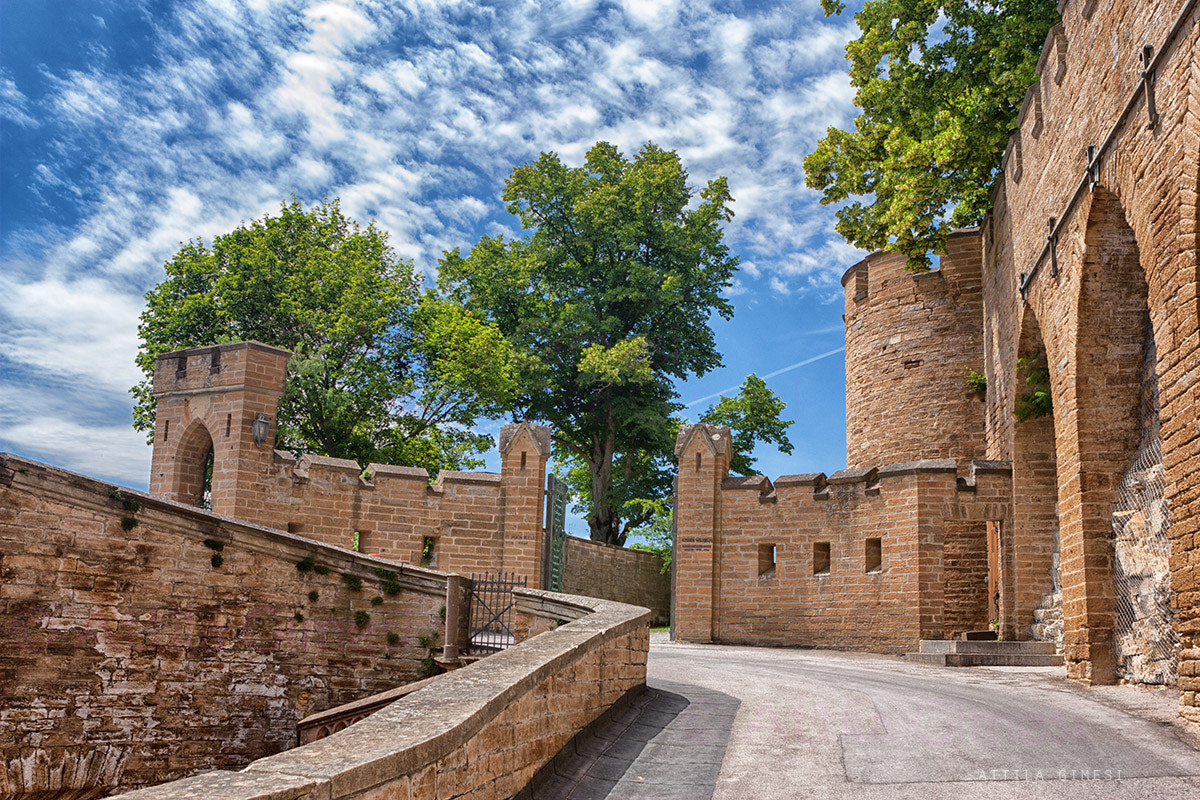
[843, 233, 987, 469]
[561, 537, 670, 626]
[981, 0, 1200, 712]
[0, 454, 448, 799]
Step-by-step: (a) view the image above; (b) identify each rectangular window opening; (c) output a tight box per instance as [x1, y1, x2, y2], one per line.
[758, 543, 777, 577]
[813, 542, 831, 576]
[421, 535, 436, 568]
[866, 537, 883, 573]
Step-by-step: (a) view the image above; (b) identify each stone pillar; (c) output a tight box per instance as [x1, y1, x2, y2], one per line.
[441, 574, 470, 665]
[498, 422, 552, 588]
[149, 341, 290, 523]
[672, 424, 730, 643]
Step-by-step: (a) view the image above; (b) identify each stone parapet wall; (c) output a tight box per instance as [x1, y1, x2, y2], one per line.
[0, 454, 448, 799]
[562, 537, 670, 627]
[112, 592, 650, 800]
[842, 231, 987, 469]
[672, 425, 1012, 653]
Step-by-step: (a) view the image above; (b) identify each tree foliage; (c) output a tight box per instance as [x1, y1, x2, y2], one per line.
[700, 374, 794, 476]
[438, 141, 739, 545]
[561, 375, 794, 548]
[804, 0, 1059, 268]
[134, 198, 515, 474]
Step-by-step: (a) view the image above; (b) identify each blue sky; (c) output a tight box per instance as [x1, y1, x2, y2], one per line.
[0, 0, 865, 517]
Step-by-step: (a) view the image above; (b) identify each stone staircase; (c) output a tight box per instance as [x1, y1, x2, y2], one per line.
[1030, 589, 1064, 646]
[905, 639, 1064, 667]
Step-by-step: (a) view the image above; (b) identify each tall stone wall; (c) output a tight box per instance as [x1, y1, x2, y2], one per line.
[0, 454, 448, 799]
[147, 343, 552, 588]
[671, 425, 1011, 653]
[561, 537, 670, 626]
[980, 0, 1199, 711]
[842, 232, 987, 469]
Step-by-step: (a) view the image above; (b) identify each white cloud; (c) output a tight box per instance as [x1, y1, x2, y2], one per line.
[2, 0, 868, 479]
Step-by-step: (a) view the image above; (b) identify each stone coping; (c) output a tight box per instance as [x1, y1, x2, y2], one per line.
[0, 453, 448, 598]
[111, 590, 651, 800]
[719, 458, 1011, 492]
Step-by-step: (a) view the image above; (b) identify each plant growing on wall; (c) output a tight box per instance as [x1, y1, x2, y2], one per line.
[965, 367, 987, 394]
[1015, 352, 1052, 421]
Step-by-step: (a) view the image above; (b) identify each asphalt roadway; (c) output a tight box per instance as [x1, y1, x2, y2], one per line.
[528, 635, 1200, 799]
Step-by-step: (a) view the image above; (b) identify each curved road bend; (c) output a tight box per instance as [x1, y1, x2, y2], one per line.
[526, 636, 1200, 799]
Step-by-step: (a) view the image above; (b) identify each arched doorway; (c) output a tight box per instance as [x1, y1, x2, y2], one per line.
[1008, 309, 1061, 644]
[1073, 188, 1175, 684]
[173, 421, 215, 508]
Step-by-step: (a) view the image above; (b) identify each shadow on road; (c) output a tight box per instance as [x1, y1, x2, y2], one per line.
[517, 679, 739, 800]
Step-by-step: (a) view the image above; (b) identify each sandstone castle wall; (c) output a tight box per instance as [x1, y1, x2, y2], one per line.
[842, 232, 987, 468]
[0, 453, 448, 798]
[672, 425, 1009, 652]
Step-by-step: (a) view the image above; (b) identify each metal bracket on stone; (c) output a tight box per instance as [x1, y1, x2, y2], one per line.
[1085, 145, 1100, 188]
[1046, 217, 1059, 279]
[1018, 270, 1030, 302]
[1141, 44, 1159, 130]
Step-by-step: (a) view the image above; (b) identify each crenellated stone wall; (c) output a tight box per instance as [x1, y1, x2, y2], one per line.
[671, 424, 1011, 653]
[842, 231, 988, 469]
[147, 342, 553, 588]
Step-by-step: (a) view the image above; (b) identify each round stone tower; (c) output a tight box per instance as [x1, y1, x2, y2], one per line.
[841, 229, 987, 469]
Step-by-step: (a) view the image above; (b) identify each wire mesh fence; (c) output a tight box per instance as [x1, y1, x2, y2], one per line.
[1111, 331, 1178, 684]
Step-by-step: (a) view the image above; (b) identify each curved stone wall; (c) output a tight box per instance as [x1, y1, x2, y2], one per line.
[842, 233, 988, 469]
[111, 590, 649, 800]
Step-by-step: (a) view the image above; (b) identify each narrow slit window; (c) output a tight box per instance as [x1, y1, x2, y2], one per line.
[758, 543, 777, 577]
[813, 542, 831, 575]
[866, 538, 883, 573]
[421, 535, 436, 567]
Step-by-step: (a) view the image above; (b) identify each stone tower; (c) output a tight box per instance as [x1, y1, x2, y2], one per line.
[148, 341, 290, 520]
[841, 230, 987, 469]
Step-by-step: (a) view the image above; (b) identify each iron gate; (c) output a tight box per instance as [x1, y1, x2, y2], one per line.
[543, 473, 568, 591]
[467, 572, 527, 654]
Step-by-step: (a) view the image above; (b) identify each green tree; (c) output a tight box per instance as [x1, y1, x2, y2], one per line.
[134, 198, 515, 474]
[699, 374, 794, 476]
[438, 141, 738, 545]
[622, 375, 794, 558]
[804, 0, 1058, 268]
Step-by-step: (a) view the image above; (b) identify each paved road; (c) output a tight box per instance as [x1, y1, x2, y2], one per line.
[532, 636, 1200, 799]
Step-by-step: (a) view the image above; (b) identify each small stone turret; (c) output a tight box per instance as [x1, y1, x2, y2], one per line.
[148, 341, 290, 520]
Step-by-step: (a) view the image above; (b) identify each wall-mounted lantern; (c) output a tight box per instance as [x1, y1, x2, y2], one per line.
[252, 413, 271, 447]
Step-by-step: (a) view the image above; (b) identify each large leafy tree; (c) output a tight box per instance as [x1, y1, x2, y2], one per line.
[438, 142, 740, 545]
[569, 374, 795, 548]
[134, 198, 515, 474]
[804, 0, 1058, 268]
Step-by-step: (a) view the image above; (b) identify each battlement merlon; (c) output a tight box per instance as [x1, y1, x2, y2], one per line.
[151, 341, 292, 398]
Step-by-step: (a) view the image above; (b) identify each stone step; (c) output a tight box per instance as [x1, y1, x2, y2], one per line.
[904, 652, 1065, 668]
[916, 639, 1059, 655]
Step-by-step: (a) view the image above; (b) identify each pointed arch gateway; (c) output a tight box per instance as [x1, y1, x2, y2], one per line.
[1007, 307, 1061, 644]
